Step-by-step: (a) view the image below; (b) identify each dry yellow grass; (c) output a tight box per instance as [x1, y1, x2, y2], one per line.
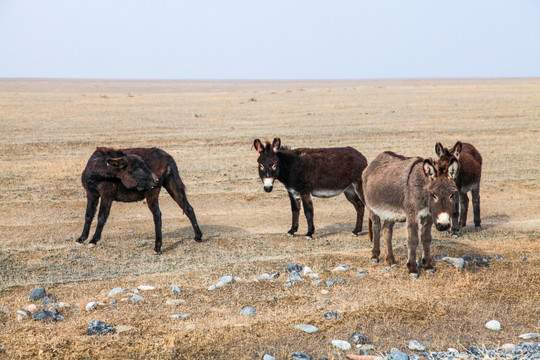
[0, 79, 539, 359]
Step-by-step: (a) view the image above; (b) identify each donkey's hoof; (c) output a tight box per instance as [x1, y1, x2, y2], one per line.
[154, 250, 162, 255]
[427, 269, 436, 275]
[286, 233, 294, 238]
[304, 235, 313, 240]
[475, 226, 482, 231]
[409, 273, 419, 279]
[451, 233, 459, 239]
[370, 258, 379, 264]
[87, 243, 96, 249]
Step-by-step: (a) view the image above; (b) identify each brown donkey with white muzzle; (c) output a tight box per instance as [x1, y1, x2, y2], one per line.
[362, 151, 459, 278]
[253, 138, 368, 239]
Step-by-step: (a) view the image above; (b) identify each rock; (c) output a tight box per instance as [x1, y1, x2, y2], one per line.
[263, 355, 276, 360]
[25, 304, 38, 313]
[166, 299, 186, 306]
[321, 289, 329, 295]
[501, 343, 516, 351]
[289, 271, 303, 281]
[284, 280, 294, 287]
[41, 296, 54, 305]
[442, 257, 465, 269]
[387, 351, 409, 360]
[137, 285, 155, 291]
[487, 254, 505, 261]
[332, 340, 352, 350]
[0, 306, 11, 313]
[294, 324, 319, 333]
[208, 285, 217, 291]
[337, 278, 346, 283]
[17, 309, 31, 321]
[271, 272, 280, 279]
[29, 287, 47, 301]
[33, 310, 61, 321]
[485, 320, 501, 331]
[171, 313, 189, 319]
[291, 353, 312, 360]
[326, 280, 335, 287]
[408, 340, 426, 351]
[519, 333, 540, 339]
[381, 266, 392, 273]
[256, 274, 274, 282]
[52, 302, 70, 309]
[172, 285, 182, 295]
[108, 288, 125, 297]
[323, 311, 339, 319]
[474, 258, 489, 267]
[461, 254, 473, 262]
[287, 264, 303, 274]
[220, 275, 233, 284]
[85, 302, 98, 311]
[349, 332, 369, 344]
[307, 273, 319, 278]
[86, 320, 116, 335]
[333, 264, 349, 272]
[356, 269, 368, 276]
[312, 280, 321, 286]
[116, 325, 135, 333]
[301, 266, 313, 275]
[240, 306, 256, 317]
[130, 294, 144, 303]
[215, 280, 228, 288]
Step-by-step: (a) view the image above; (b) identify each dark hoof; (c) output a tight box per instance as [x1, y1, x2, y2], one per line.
[76, 238, 85, 244]
[370, 258, 379, 264]
[194, 236, 204, 242]
[154, 250, 162, 255]
[304, 235, 313, 240]
[286, 232, 295, 238]
[475, 226, 482, 231]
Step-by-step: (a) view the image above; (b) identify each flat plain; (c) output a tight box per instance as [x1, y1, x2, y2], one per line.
[0, 78, 538, 359]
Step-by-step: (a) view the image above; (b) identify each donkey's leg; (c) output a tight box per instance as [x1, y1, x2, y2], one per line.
[88, 194, 113, 247]
[451, 194, 461, 237]
[77, 193, 99, 243]
[471, 185, 481, 229]
[287, 192, 301, 236]
[370, 213, 381, 263]
[459, 191, 470, 229]
[146, 188, 163, 254]
[420, 216, 434, 270]
[382, 220, 396, 265]
[164, 176, 203, 242]
[406, 220, 420, 276]
[300, 193, 315, 239]
[344, 185, 365, 235]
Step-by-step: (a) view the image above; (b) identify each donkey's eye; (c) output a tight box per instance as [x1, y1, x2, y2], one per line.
[259, 164, 264, 170]
[431, 193, 438, 200]
[271, 164, 277, 171]
[449, 194, 455, 199]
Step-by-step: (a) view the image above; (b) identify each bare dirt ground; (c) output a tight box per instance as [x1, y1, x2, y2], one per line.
[0, 79, 538, 359]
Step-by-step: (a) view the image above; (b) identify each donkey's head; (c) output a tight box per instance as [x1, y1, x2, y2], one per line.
[99, 148, 159, 191]
[435, 141, 462, 176]
[423, 158, 459, 231]
[252, 138, 281, 192]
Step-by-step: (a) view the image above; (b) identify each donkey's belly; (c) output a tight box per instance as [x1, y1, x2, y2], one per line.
[311, 189, 345, 198]
[370, 206, 407, 222]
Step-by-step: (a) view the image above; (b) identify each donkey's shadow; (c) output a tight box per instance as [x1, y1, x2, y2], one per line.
[161, 225, 248, 253]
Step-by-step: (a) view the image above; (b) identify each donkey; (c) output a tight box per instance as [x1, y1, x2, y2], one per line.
[77, 147, 203, 254]
[362, 151, 459, 278]
[435, 141, 482, 236]
[252, 138, 368, 239]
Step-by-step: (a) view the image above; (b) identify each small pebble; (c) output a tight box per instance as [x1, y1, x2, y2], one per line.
[301, 267, 313, 275]
[108, 288, 125, 297]
[326, 280, 335, 287]
[307, 273, 319, 278]
[312, 280, 321, 286]
[333, 264, 349, 272]
[86, 320, 116, 335]
[263, 355, 276, 360]
[381, 266, 392, 273]
[408, 340, 426, 351]
[349, 332, 369, 344]
[331, 339, 352, 350]
[130, 295, 144, 303]
[240, 306, 256, 317]
[289, 271, 303, 281]
[323, 311, 339, 319]
[172, 285, 182, 295]
[85, 302, 98, 311]
[442, 257, 465, 269]
[519, 333, 540, 339]
[29, 287, 47, 301]
[485, 320, 501, 331]
[137, 285, 155, 291]
[287, 264, 303, 273]
[294, 324, 319, 333]
[474, 258, 489, 267]
[208, 285, 217, 291]
[171, 313, 189, 319]
[291, 353, 312, 360]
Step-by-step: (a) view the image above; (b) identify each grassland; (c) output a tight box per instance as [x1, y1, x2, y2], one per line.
[0, 78, 538, 359]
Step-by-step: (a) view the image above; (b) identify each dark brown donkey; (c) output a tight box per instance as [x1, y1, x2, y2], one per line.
[77, 147, 203, 254]
[362, 151, 459, 278]
[435, 141, 482, 236]
[253, 138, 368, 239]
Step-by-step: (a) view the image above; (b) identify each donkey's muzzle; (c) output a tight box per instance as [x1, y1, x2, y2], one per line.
[435, 223, 451, 232]
[263, 178, 274, 193]
[264, 186, 273, 193]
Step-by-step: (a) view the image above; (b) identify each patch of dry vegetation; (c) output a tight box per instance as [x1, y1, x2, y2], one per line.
[0, 79, 539, 359]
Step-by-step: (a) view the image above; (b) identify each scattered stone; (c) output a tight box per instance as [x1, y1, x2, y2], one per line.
[29, 287, 47, 301]
[86, 320, 116, 335]
[321, 289, 329, 295]
[485, 320, 501, 331]
[33, 310, 61, 321]
[408, 340, 426, 351]
[108, 288, 125, 297]
[256, 274, 274, 282]
[332, 340, 352, 350]
[312, 280, 321, 286]
[263, 355, 275, 360]
[387, 351, 409, 360]
[291, 353, 312, 360]
[271, 272, 280, 279]
[17, 309, 31, 321]
[349, 332, 369, 344]
[85, 302, 98, 311]
[307, 273, 319, 278]
[326, 280, 335, 287]
[337, 278, 346, 283]
[442, 257, 465, 269]
[129, 295, 144, 303]
[0, 306, 11, 313]
[215, 280, 228, 288]
[137, 285, 155, 291]
[301, 267, 313, 275]
[208, 285, 217, 291]
[333, 264, 349, 272]
[171, 313, 189, 319]
[289, 271, 303, 281]
[519, 333, 540, 339]
[284, 280, 294, 288]
[474, 258, 489, 267]
[522, 257, 528, 262]
[356, 269, 368, 276]
[287, 264, 303, 274]
[381, 266, 392, 273]
[52, 302, 70, 309]
[294, 324, 319, 334]
[25, 304, 38, 313]
[487, 254, 505, 261]
[461, 254, 473, 262]
[240, 306, 256, 317]
[166, 299, 186, 306]
[172, 285, 182, 295]
[323, 311, 339, 319]
[41, 296, 54, 305]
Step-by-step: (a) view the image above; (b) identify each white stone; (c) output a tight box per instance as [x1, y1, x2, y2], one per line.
[220, 275, 233, 284]
[215, 281, 227, 288]
[240, 306, 256, 317]
[166, 299, 186, 306]
[485, 320, 501, 331]
[501, 344, 516, 351]
[108, 288, 125, 297]
[85, 302, 98, 311]
[331, 340, 352, 350]
[171, 313, 189, 319]
[408, 340, 426, 351]
[519, 333, 540, 339]
[208, 285, 216, 291]
[307, 273, 319, 278]
[263, 355, 276, 360]
[332, 264, 349, 272]
[321, 289, 329, 295]
[301, 266, 313, 275]
[137, 285, 155, 291]
[130, 294, 144, 303]
[442, 257, 465, 269]
[294, 324, 318, 333]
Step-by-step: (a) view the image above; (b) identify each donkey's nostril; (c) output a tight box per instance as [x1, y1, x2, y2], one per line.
[264, 186, 273, 193]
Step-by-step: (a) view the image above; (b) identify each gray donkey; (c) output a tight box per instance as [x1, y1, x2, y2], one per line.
[362, 151, 459, 278]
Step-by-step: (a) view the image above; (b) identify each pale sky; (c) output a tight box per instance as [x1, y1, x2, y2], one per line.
[0, 0, 538, 79]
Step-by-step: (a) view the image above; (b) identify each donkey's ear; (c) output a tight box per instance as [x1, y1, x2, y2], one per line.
[272, 138, 281, 152]
[450, 141, 462, 159]
[252, 139, 263, 154]
[447, 158, 460, 179]
[435, 142, 444, 158]
[106, 157, 127, 169]
[423, 159, 436, 180]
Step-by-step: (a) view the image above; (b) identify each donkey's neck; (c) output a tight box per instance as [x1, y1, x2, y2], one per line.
[276, 150, 298, 185]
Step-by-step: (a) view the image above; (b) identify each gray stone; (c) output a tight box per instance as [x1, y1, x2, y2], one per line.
[283, 280, 294, 287]
[287, 264, 303, 273]
[307, 273, 319, 278]
[33, 311, 62, 321]
[220, 275, 233, 284]
[108, 287, 125, 297]
[323, 311, 339, 319]
[461, 254, 473, 262]
[381, 266, 392, 273]
[29, 287, 47, 301]
[337, 278, 346, 283]
[86, 320, 116, 335]
[474, 257, 489, 267]
[85, 302, 98, 311]
[331, 339, 352, 350]
[388, 351, 409, 360]
[130, 294, 144, 303]
[171, 313, 189, 319]
[325, 280, 335, 287]
[485, 320, 501, 330]
[208, 285, 217, 291]
[291, 353, 312, 360]
[41, 296, 54, 304]
[487, 254, 505, 261]
[240, 306, 256, 317]
[409, 340, 426, 351]
[294, 324, 318, 333]
[172, 285, 182, 295]
[263, 355, 275, 360]
[332, 264, 349, 272]
[349, 332, 369, 344]
[442, 256, 465, 269]
[518, 333, 540, 339]
[289, 271, 303, 281]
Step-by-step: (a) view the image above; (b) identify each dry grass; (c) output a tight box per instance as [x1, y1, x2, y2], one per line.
[0, 78, 539, 359]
